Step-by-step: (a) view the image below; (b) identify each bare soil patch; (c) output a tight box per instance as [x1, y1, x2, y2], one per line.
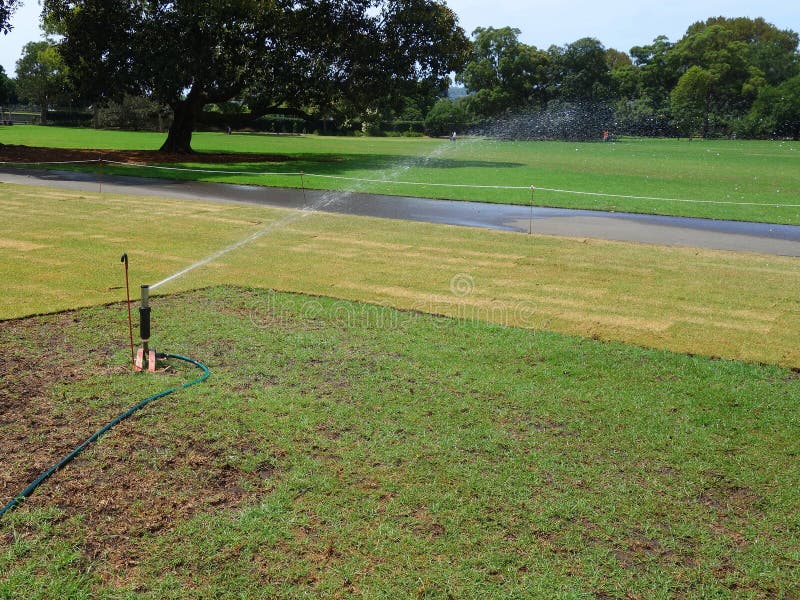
[0, 144, 296, 165]
[0, 308, 275, 583]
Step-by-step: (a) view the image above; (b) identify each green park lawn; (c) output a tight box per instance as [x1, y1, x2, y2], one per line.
[1, 125, 799, 224]
[1, 144, 799, 597]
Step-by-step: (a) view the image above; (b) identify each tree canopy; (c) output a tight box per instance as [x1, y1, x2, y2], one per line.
[43, 0, 469, 152]
[458, 27, 550, 116]
[0, 0, 20, 35]
[0, 65, 17, 104]
[5, 7, 798, 140]
[15, 40, 71, 124]
[455, 16, 799, 139]
[746, 74, 800, 139]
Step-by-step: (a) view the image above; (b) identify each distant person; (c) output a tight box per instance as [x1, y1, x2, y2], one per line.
[602, 130, 609, 142]
[226, 126, 232, 135]
[451, 131, 457, 142]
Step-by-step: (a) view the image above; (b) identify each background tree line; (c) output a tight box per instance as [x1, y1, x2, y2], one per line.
[431, 17, 800, 140]
[2, 7, 798, 142]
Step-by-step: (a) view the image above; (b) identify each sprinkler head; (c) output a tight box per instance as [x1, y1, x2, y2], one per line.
[140, 284, 149, 308]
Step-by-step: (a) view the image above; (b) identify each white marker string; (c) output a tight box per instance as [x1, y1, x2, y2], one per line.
[0, 159, 101, 166]
[532, 186, 800, 209]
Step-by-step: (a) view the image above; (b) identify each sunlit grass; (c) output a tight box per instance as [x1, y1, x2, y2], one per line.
[2, 126, 799, 223]
[2, 183, 799, 367]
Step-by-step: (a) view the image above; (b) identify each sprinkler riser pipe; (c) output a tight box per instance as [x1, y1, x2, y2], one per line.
[132, 284, 157, 373]
[139, 284, 151, 342]
[139, 307, 151, 342]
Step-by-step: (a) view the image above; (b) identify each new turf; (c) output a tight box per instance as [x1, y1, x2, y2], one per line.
[2, 126, 799, 224]
[1, 288, 798, 598]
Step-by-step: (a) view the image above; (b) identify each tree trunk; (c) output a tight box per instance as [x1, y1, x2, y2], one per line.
[159, 95, 204, 153]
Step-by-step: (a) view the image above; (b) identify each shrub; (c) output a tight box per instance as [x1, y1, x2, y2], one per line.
[96, 96, 170, 131]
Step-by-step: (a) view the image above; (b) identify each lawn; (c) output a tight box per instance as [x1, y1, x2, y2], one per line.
[2, 183, 799, 367]
[2, 126, 800, 224]
[1, 287, 799, 598]
[2, 178, 799, 597]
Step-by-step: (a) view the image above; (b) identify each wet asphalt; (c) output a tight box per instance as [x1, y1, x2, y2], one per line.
[2, 167, 799, 257]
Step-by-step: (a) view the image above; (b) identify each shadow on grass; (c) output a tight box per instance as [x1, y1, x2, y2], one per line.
[173, 151, 525, 173]
[1, 149, 524, 186]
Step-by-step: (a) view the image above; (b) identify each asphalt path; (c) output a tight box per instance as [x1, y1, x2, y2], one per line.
[3, 167, 800, 257]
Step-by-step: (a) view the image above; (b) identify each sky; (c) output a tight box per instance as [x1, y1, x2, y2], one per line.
[1, 0, 799, 76]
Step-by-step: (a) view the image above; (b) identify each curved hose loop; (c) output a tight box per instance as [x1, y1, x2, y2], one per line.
[0, 354, 210, 519]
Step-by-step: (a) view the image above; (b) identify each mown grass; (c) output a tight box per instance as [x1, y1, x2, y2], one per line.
[2, 183, 799, 367]
[1, 287, 799, 598]
[2, 126, 799, 224]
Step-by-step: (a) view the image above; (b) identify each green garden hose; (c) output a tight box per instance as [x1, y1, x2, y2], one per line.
[0, 354, 210, 519]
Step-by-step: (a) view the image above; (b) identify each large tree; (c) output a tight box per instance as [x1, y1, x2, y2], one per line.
[669, 65, 716, 136]
[458, 26, 550, 117]
[629, 35, 677, 113]
[548, 37, 613, 102]
[15, 40, 71, 124]
[44, 0, 469, 153]
[668, 17, 798, 135]
[683, 17, 799, 86]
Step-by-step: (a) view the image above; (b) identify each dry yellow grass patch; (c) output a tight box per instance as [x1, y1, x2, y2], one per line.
[0, 237, 49, 251]
[2, 183, 798, 367]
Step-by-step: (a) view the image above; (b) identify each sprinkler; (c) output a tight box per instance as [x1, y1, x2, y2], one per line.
[135, 284, 157, 372]
[0, 257, 211, 519]
[120, 255, 157, 372]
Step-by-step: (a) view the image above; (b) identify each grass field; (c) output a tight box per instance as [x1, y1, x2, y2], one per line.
[2, 148, 799, 597]
[2, 288, 799, 598]
[2, 126, 800, 224]
[2, 183, 799, 367]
